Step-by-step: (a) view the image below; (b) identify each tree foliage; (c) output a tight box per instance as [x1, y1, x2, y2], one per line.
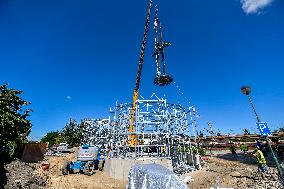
[277, 126, 284, 132]
[60, 119, 82, 146]
[243, 129, 250, 135]
[0, 83, 32, 147]
[41, 131, 60, 147]
[41, 119, 87, 148]
[197, 131, 204, 138]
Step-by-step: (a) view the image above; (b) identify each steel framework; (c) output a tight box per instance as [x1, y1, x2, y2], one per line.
[81, 94, 199, 173]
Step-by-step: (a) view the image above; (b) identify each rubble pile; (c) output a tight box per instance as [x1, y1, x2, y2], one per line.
[4, 159, 47, 189]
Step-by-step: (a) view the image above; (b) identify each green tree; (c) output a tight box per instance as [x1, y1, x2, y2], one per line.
[277, 126, 284, 132]
[197, 131, 204, 138]
[0, 83, 32, 148]
[243, 129, 250, 135]
[77, 119, 89, 144]
[41, 131, 60, 148]
[61, 119, 80, 146]
[0, 83, 32, 164]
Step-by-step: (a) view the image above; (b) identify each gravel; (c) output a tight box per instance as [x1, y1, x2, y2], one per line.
[2, 159, 47, 189]
[205, 160, 284, 189]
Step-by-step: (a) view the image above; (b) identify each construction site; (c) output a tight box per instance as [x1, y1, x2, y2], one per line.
[1, 0, 284, 189]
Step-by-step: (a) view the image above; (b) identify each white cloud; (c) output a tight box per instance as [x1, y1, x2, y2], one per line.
[240, 0, 273, 14]
[66, 95, 72, 100]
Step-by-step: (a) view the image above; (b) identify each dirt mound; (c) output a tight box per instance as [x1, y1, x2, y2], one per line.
[4, 159, 47, 189]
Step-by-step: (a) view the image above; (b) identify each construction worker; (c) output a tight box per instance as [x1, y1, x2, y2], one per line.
[252, 144, 274, 179]
[261, 141, 269, 157]
[240, 143, 248, 157]
[208, 144, 213, 156]
[229, 144, 237, 158]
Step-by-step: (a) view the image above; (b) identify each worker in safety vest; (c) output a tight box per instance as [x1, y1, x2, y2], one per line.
[229, 144, 237, 158]
[240, 144, 248, 156]
[252, 144, 274, 179]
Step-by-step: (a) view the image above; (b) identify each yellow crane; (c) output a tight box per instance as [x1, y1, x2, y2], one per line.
[129, 0, 173, 147]
[128, 0, 152, 147]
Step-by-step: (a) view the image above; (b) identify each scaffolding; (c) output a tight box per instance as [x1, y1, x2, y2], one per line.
[108, 93, 198, 172]
[80, 93, 199, 173]
[80, 118, 112, 149]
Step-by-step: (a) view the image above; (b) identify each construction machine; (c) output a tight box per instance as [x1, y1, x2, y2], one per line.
[129, 0, 173, 147]
[62, 144, 104, 176]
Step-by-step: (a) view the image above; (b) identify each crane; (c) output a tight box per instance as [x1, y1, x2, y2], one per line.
[153, 5, 173, 86]
[128, 0, 173, 147]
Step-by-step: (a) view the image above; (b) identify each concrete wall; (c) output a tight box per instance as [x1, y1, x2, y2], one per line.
[104, 157, 173, 180]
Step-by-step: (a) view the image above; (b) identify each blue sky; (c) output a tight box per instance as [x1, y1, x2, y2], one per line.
[0, 0, 283, 140]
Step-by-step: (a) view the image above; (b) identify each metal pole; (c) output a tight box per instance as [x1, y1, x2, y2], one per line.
[246, 94, 282, 177]
[247, 95, 261, 122]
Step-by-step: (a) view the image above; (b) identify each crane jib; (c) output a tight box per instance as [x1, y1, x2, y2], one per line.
[128, 0, 173, 146]
[129, 0, 153, 138]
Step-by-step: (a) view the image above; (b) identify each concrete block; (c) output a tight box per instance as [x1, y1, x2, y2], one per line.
[104, 157, 173, 180]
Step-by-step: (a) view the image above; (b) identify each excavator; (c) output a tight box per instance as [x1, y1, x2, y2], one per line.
[128, 0, 173, 147]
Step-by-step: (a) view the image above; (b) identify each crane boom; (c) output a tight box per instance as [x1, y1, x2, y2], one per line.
[128, 0, 153, 146]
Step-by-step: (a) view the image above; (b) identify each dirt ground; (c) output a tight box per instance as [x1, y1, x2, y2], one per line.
[188, 156, 256, 189]
[35, 151, 283, 189]
[187, 153, 282, 189]
[43, 151, 126, 189]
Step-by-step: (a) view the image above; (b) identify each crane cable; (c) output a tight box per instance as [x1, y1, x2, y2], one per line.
[153, 5, 173, 86]
[153, 5, 169, 76]
[153, 5, 161, 76]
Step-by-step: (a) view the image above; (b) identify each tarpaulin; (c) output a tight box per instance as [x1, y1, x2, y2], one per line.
[127, 163, 189, 189]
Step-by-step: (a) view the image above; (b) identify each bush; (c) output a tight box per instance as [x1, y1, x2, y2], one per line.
[41, 131, 60, 148]
[198, 148, 206, 156]
[187, 147, 206, 156]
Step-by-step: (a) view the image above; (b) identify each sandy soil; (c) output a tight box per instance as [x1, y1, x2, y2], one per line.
[43, 151, 126, 189]
[39, 151, 282, 189]
[48, 171, 126, 189]
[187, 153, 282, 189]
[188, 156, 255, 189]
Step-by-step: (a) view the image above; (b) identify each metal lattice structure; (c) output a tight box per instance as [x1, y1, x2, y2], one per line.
[80, 94, 200, 172]
[108, 94, 198, 171]
[80, 118, 112, 149]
